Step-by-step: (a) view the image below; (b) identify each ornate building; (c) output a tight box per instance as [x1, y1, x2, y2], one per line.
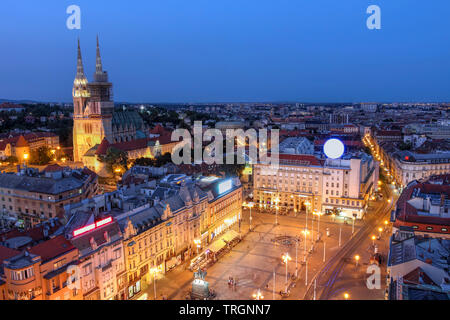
[72, 37, 150, 170]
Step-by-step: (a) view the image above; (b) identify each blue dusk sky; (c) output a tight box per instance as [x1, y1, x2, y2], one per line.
[0, 0, 449, 103]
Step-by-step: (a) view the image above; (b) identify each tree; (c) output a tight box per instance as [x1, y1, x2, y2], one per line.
[154, 152, 172, 167]
[4, 155, 18, 164]
[29, 146, 52, 165]
[133, 157, 156, 167]
[98, 147, 128, 176]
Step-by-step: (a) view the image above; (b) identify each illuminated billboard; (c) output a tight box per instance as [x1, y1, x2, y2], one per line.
[73, 216, 113, 237]
[218, 179, 232, 194]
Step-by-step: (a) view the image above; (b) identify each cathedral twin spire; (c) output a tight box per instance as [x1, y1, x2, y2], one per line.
[75, 35, 105, 83]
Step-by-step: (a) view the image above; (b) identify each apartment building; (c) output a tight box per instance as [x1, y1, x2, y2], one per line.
[65, 214, 127, 300]
[0, 165, 98, 229]
[0, 235, 81, 300]
[253, 152, 378, 219]
[393, 175, 450, 238]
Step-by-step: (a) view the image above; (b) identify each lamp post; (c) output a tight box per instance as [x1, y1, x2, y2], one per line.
[302, 229, 309, 262]
[371, 235, 376, 247]
[355, 254, 360, 267]
[323, 241, 326, 262]
[274, 198, 279, 225]
[311, 214, 314, 251]
[344, 292, 350, 300]
[338, 225, 342, 247]
[193, 239, 201, 255]
[243, 202, 254, 231]
[304, 201, 310, 229]
[282, 253, 291, 293]
[273, 268, 275, 300]
[253, 289, 264, 300]
[352, 216, 355, 235]
[150, 267, 158, 300]
[314, 211, 322, 241]
[295, 239, 298, 277]
[378, 227, 383, 238]
[305, 259, 308, 286]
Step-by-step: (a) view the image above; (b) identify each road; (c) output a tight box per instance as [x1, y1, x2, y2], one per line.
[303, 183, 396, 300]
[137, 204, 368, 300]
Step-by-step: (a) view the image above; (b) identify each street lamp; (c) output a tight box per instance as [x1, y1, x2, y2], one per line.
[378, 227, 383, 238]
[252, 289, 264, 300]
[313, 211, 323, 241]
[371, 235, 376, 247]
[304, 201, 311, 229]
[274, 198, 280, 225]
[150, 267, 159, 300]
[384, 220, 389, 226]
[302, 229, 309, 262]
[243, 202, 254, 231]
[282, 253, 291, 293]
[344, 292, 350, 300]
[193, 239, 201, 255]
[351, 216, 355, 235]
[355, 254, 360, 267]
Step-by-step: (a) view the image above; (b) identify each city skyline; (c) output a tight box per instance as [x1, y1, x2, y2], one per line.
[1, 0, 450, 103]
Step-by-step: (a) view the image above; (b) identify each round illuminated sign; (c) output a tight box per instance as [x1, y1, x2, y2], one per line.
[323, 138, 345, 159]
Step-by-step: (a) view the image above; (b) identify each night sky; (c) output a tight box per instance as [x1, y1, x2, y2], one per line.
[1, 0, 449, 103]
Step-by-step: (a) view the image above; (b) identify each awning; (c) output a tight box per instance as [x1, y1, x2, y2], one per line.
[207, 230, 240, 253]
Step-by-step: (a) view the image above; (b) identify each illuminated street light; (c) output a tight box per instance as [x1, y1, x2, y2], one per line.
[243, 202, 254, 231]
[274, 198, 280, 225]
[378, 227, 383, 238]
[371, 235, 376, 247]
[252, 289, 264, 300]
[354, 254, 360, 267]
[193, 239, 201, 255]
[282, 253, 292, 293]
[150, 267, 159, 300]
[302, 229, 310, 262]
[344, 292, 350, 300]
[351, 216, 355, 234]
[313, 211, 323, 240]
[384, 220, 388, 226]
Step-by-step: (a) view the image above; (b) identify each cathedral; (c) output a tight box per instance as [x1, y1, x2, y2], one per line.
[72, 37, 153, 174]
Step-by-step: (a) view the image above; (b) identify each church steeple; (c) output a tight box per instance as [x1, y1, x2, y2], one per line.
[95, 35, 103, 74]
[73, 38, 90, 117]
[76, 38, 87, 80]
[93, 35, 108, 83]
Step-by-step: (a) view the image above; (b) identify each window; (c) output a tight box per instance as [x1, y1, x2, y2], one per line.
[83, 263, 92, 276]
[113, 248, 121, 260]
[11, 267, 34, 281]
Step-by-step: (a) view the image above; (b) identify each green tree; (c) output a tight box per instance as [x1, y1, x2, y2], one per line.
[5, 155, 18, 164]
[133, 157, 156, 167]
[29, 146, 52, 165]
[98, 147, 129, 176]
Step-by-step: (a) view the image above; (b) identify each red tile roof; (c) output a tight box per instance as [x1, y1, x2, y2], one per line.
[15, 135, 28, 148]
[111, 138, 150, 152]
[95, 138, 111, 155]
[0, 245, 20, 266]
[276, 153, 321, 166]
[43, 164, 64, 172]
[29, 235, 76, 263]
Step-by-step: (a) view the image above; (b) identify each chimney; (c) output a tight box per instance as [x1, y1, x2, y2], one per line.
[90, 237, 97, 250]
[104, 231, 110, 243]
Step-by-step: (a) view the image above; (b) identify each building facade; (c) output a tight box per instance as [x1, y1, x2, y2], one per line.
[253, 153, 378, 219]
